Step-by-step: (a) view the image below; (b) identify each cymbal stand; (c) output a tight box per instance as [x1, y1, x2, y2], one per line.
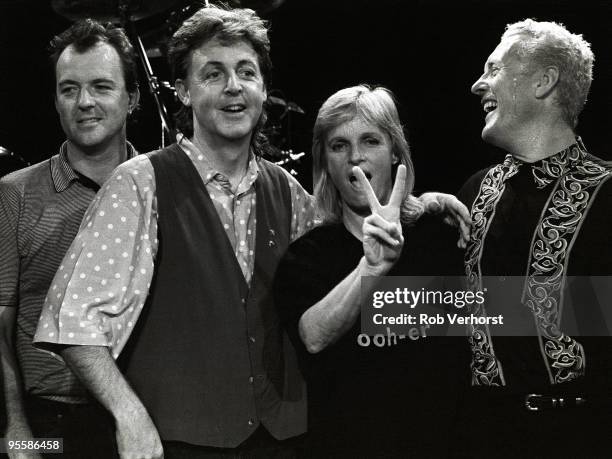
[132, 28, 174, 147]
[118, 1, 173, 147]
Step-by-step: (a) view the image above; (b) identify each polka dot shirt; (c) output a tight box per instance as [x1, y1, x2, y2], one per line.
[33, 137, 315, 358]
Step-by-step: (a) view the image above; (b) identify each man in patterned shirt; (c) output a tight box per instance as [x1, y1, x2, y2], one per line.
[34, 5, 471, 458]
[0, 20, 139, 458]
[456, 19, 612, 457]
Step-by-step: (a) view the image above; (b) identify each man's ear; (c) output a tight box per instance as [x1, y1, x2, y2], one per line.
[175, 79, 190, 106]
[392, 153, 399, 165]
[128, 87, 140, 114]
[535, 66, 559, 99]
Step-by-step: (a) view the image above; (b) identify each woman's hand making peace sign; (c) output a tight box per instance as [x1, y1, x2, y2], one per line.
[353, 165, 406, 276]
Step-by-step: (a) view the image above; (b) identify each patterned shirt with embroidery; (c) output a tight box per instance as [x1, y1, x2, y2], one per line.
[34, 136, 315, 358]
[458, 137, 612, 389]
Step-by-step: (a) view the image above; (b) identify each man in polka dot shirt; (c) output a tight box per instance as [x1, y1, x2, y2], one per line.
[33, 6, 471, 459]
[34, 6, 314, 458]
[0, 20, 139, 458]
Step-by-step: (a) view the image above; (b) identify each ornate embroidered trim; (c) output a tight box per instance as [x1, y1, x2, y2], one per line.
[524, 159, 611, 384]
[465, 155, 521, 386]
[531, 138, 586, 188]
[466, 139, 612, 386]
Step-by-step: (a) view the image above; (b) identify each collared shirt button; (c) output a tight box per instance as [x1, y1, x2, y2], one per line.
[249, 376, 254, 383]
[248, 419, 254, 426]
[249, 336, 256, 343]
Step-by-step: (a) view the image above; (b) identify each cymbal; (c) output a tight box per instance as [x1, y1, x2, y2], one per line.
[268, 96, 305, 114]
[51, 0, 181, 23]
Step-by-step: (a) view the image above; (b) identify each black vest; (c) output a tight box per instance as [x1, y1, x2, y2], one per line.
[119, 144, 306, 448]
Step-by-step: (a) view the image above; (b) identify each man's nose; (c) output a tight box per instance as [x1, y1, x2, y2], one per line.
[77, 88, 95, 109]
[224, 72, 242, 94]
[471, 75, 488, 95]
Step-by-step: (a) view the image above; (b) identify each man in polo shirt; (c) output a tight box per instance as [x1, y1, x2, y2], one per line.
[0, 19, 139, 457]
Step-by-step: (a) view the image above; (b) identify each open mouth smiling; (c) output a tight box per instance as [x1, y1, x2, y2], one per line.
[483, 99, 498, 114]
[221, 104, 246, 113]
[77, 117, 102, 126]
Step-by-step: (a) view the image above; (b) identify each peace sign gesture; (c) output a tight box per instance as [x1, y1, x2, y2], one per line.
[353, 165, 406, 275]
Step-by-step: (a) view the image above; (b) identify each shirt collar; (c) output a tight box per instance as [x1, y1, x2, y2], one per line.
[51, 141, 138, 192]
[502, 137, 587, 189]
[177, 135, 259, 190]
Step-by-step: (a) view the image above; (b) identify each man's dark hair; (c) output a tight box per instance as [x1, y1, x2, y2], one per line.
[49, 19, 139, 94]
[167, 5, 272, 147]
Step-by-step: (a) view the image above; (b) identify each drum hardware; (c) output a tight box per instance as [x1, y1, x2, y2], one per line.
[51, 0, 181, 23]
[129, 25, 174, 146]
[0, 146, 30, 177]
[263, 90, 307, 175]
[268, 96, 305, 114]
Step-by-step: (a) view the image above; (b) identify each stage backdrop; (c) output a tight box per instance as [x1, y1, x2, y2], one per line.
[1, 0, 610, 193]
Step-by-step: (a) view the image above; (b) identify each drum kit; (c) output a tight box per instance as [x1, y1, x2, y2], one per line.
[46, 0, 306, 172]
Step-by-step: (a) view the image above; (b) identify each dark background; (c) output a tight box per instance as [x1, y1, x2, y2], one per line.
[1, 0, 611, 193]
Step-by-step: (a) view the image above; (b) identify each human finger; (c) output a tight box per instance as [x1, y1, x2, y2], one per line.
[388, 165, 407, 209]
[443, 215, 457, 228]
[457, 215, 471, 247]
[457, 237, 466, 249]
[447, 200, 471, 246]
[444, 213, 469, 249]
[363, 220, 402, 247]
[353, 166, 382, 213]
[366, 213, 402, 239]
[452, 199, 471, 232]
[418, 192, 443, 214]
